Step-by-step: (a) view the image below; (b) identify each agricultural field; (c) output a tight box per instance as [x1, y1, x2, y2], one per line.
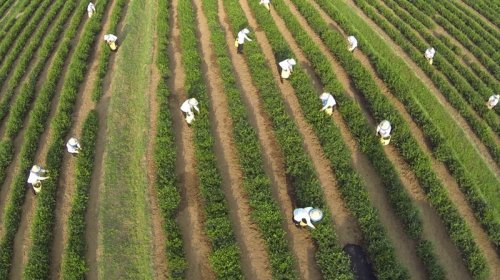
[0, 0, 498, 279]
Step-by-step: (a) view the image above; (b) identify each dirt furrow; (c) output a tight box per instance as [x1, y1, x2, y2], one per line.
[309, 0, 500, 276]
[218, 2, 322, 279]
[166, 0, 215, 278]
[192, 0, 273, 279]
[49, 1, 117, 278]
[343, 0, 500, 178]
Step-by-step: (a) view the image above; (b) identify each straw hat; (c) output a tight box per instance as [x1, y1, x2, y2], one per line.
[68, 138, 78, 146]
[242, 28, 250, 34]
[31, 165, 41, 173]
[380, 120, 391, 130]
[288, 58, 296, 66]
[309, 208, 323, 222]
[188, 98, 198, 106]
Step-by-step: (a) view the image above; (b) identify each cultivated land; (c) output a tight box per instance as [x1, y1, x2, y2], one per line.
[0, 0, 498, 279]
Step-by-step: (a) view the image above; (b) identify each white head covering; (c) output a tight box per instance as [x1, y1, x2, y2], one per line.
[309, 208, 323, 222]
[188, 98, 198, 106]
[320, 92, 331, 100]
[242, 28, 250, 34]
[380, 120, 391, 130]
[69, 138, 78, 146]
[288, 58, 296, 66]
[31, 165, 41, 173]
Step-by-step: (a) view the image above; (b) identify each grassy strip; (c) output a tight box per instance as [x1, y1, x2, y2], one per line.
[266, 0, 446, 278]
[224, 0, 360, 278]
[153, 0, 187, 278]
[460, 0, 500, 28]
[59, 111, 98, 279]
[351, 0, 500, 249]
[313, 0, 490, 278]
[357, 0, 500, 163]
[202, 0, 299, 278]
[23, 0, 110, 277]
[177, 0, 244, 278]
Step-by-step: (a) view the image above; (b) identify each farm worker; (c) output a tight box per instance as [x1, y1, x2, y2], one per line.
[66, 137, 82, 155]
[236, 28, 252, 54]
[260, 0, 271, 12]
[424, 47, 436, 65]
[347, 36, 358, 52]
[486, 94, 499, 109]
[376, 120, 392, 145]
[293, 207, 323, 229]
[180, 98, 200, 125]
[27, 165, 49, 195]
[279, 58, 296, 81]
[87, 2, 96, 18]
[104, 34, 118, 51]
[320, 92, 336, 115]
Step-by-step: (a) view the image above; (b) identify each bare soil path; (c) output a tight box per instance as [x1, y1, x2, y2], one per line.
[192, 0, 273, 279]
[49, 0, 117, 278]
[310, 0, 500, 276]
[167, 0, 215, 278]
[218, 2, 322, 279]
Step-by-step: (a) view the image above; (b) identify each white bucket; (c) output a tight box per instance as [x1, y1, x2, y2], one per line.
[281, 69, 291, 79]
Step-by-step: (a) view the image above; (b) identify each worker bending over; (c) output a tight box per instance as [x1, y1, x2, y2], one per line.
[104, 34, 118, 51]
[320, 92, 336, 115]
[486, 94, 499, 109]
[180, 98, 200, 125]
[27, 165, 50, 195]
[347, 36, 358, 52]
[424, 47, 436, 65]
[376, 120, 392, 145]
[87, 2, 96, 18]
[66, 137, 82, 155]
[293, 207, 323, 229]
[260, 0, 271, 12]
[236, 28, 252, 54]
[279, 58, 296, 81]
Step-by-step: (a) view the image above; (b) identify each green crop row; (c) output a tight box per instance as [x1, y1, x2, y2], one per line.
[358, 0, 500, 162]
[152, 0, 187, 278]
[177, 0, 244, 278]
[202, 0, 299, 278]
[0, 0, 29, 37]
[460, 0, 500, 28]
[0, 0, 16, 19]
[263, 0, 444, 278]
[59, 110, 98, 280]
[390, 0, 500, 116]
[311, 0, 490, 278]
[91, 0, 127, 102]
[350, 0, 500, 250]
[22, 0, 110, 278]
[224, 0, 361, 278]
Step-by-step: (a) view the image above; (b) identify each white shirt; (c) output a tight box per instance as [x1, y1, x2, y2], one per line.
[180, 99, 200, 114]
[104, 34, 117, 42]
[279, 59, 294, 72]
[293, 207, 315, 229]
[320, 93, 336, 110]
[347, 36, 358, 49]
[260, 0, 270, 4]
[66, 138, 81, 154]
[376, 123, 392, 137]
[488, 95, 499, 107]
[425, 48, 435, 59]
[237, 30, 252, 44]
[27, 170, 48, 184]
[87, 3, 96, 12]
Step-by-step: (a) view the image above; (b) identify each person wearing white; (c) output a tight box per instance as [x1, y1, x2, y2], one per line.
[104, 34, 118, 50]
[66, 137, 82, 154]
[260, 0, 271, 12]
[376, 120, 392, 138]
[27, 165, 49, 195]
[424, 47, 436, 65]
[279, 58, 296, 80]
[347, 36, 358, 52]
[486, 94, 500, 109]
[87, 2, 96, 18]
[180, 98, 200, 124]
[320, 92, 336, 115]
[236, 28, 252, 54]
[293, 207, 323, 229]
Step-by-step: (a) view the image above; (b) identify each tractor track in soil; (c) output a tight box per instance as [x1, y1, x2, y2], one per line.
[49, 0, 117, 278]
[193, 0, 273, 279]
[310, 0, 500, 276]
[261, 0, 434, 278]
[84, 1, 130, 278]
[218, 2, 321, 279]
[6, 2, 90, 278]
[167, 0, 215, 278]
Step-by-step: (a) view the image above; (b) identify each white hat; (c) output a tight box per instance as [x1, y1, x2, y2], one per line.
[31, 165, 41, 173]
[188, 98, 198, 106]
[288, 59, 296, 66]
[309, 208, 323, 222]
[104, 34, 110, 41]
[68, 138, 78, 146]
[320, 92, 331, 99]
[242, 28, 250, 34]
[380, 120, 391, 130]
